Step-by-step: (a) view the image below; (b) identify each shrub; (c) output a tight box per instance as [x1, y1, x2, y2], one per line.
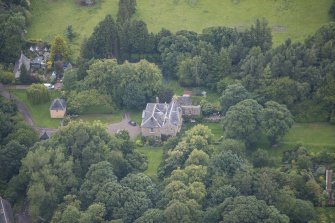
[0, 71, 15, 84]
[26, 84, 50, 105]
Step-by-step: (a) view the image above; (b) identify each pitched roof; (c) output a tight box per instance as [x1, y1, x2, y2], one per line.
[40, 131, 49, 140]
[13, 52, 30, 78]
[50, 98, 66, 110]
[141, 101, 181, 128]
[176, 96, 192, 106]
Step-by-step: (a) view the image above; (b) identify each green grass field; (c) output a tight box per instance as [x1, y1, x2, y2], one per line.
[10, 89, 61, 128]
[27, 0, 332, 58]
[137, 146, 163, 182]
[27, 0, 119, 59]
[136, 0, 332, 46]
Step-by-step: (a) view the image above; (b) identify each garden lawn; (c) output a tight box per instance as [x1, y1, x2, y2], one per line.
[27, 0, 119, 59]
[261, 123, 335, 160]
[136, 0, 332, 46]
[137, 146, 163, 182]
[315, 207, 335, 223]
[282, 123, 335, 151]
[11, 89, 61, 128]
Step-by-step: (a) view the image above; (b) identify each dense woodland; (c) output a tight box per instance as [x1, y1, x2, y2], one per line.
[1, 0, 335, 222]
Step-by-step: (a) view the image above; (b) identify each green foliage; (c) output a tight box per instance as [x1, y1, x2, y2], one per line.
[0, 70, 15, 84]
[0, 11, 26, 64]
[67, 90, 113, 115]
[222, 99, 263, 146]
[83, 59, 162, 109]
[50, 35, 70, 62]
[220, 84, 250, 114]
[65, 25, 75, 42]
[261, 101, 294, 144]
[81, 15, 119, 60]
[177, 56, 207, 87]
[26, 84, 50, 105]
[117, 0, 137, 23]
[220, 196, 289, 223]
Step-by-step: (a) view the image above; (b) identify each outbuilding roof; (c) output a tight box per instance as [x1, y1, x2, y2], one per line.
[50, 98, 66, 111]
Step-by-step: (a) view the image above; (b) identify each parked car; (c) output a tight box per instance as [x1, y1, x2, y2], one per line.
[128, 120, 136, 126]
[43, 83, 54, 89]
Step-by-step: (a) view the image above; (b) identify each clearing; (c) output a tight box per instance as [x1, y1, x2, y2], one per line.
[137, 146, 163, 182]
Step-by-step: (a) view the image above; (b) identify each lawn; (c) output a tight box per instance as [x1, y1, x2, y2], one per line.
[315, 207, 335, 223]
[137, 146, 163, 182]
[282, 123, 335, 151]
[27, 0, 332, 58]
[27, 0, 119, 59]
[259, 122, 335, 160]
[10, 89, 61, 128]
[136, 0, 332, 46]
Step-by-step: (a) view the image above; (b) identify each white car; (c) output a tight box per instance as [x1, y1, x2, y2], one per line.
[43, 83, 54, 89]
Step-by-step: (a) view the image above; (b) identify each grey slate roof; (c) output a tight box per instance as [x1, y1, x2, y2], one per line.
[13, 52, 30, 78]
[141, 101, 181, 128]
[50, 99, 66, 111]
[176, 96, 192, 106]
[31, 56, 43, 65]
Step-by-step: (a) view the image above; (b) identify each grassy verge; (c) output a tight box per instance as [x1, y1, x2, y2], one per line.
[10, 89, 61, 128]
[136, 0, 332, 46]
[136, 146, 163, 182]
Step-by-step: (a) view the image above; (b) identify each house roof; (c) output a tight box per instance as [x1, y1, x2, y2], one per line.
[176, 96, 192, 106]
[40, 131, 49, 140]
[31, 56, 43, 64]
[13, 52, 30, 78]
[141, 101, 181, 128]
[50, 98, 66, 111]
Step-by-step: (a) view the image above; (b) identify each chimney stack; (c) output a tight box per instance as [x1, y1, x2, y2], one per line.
[156, 97, 159, 103]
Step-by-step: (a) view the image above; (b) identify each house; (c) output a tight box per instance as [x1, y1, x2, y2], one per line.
[176, 96, 201, 116]
[30, 56, 44, 69]
[141, 101, 182, 138]
[13, 52, 30, 79]
[50, 98, 66, 118]
[40, 131, 50, 140]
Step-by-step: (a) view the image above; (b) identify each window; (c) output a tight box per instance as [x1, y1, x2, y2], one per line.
[150, 128, 154, 133]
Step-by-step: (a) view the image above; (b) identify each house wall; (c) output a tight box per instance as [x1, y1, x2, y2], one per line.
[181, 105, 201, 116]
[50, 109, 66, 118]
[161, 123, 178, 136]
[142, 127, 161, 137]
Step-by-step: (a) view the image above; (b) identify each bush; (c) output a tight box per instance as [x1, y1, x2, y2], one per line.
[26, 84, 50, 105]
[67, 90, 113, 115]
[0, 71, 15, 84]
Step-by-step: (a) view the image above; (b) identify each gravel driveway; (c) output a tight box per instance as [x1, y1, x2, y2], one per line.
[107, 113, 141, 139]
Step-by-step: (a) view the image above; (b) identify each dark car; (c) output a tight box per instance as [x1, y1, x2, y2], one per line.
[128, 120, 136, 126]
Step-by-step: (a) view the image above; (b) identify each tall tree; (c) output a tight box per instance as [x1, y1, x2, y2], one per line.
[81, 15, 119, 60]
[222, 99, 263, 147]
[50, 35, 70, 62]
[261, 101, 294, 144]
